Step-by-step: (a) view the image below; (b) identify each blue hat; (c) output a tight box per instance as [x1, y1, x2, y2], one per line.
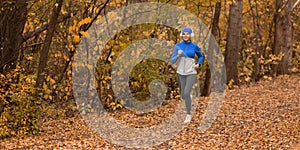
[182, 27, 193, 34]
[180, 27, 194, 37]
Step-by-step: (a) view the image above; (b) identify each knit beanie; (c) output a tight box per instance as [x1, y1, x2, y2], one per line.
[180, 27, 194, 37]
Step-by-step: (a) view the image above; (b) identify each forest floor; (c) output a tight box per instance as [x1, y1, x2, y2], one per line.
[1, 74, 299, 149]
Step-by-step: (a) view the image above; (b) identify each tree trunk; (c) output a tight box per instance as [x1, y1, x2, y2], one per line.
[201, 2, 221, 96]
[0, 0, 27, 74]
[272, 0, 293, 75]
[225, 0, 243, 84]
[249, 0, 262, 81]
[36, 0, 63, 88]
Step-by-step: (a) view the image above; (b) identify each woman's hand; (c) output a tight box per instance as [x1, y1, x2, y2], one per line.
[194, 64, 200, 69]
[178, 50, 183, 57]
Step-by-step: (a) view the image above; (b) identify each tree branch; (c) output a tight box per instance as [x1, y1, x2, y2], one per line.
[293, 0, 300, 9]
[22, 13, 73, 41]
[81, 0, 110, 32]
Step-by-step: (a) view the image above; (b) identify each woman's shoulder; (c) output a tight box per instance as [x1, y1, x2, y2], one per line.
[175, 41, 185, 48]
[191, 42, 200, 48]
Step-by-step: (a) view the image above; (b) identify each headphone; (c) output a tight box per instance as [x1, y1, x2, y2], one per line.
[180, 28, 194, 38]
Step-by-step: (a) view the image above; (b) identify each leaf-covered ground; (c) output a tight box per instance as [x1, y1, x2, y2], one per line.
[1, 74, 299, 149]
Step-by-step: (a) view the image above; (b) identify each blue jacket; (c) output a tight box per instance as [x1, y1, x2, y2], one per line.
[171, 40, 204, 75]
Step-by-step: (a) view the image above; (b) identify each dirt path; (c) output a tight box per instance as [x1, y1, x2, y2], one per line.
[1, 74, 299, 149]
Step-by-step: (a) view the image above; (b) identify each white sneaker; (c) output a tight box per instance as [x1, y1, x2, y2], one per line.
[183, 114, 192, 124]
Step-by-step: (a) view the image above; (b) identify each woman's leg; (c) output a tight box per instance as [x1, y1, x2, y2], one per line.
[182, 74, 197, 115]
[178, 74, 186, 100]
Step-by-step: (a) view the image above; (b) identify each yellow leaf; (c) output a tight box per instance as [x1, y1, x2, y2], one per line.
[68, 26, 74, 32]
[26, 56, 33, 60]
[104, 76, 111, 80]
[108, 40, 115, 45]
[291, 67, 299, 73]
[79, 17, 91, 26]
[43, 83, 48, 91]
[73, 20, 77, 27]
[73, 34, 80, 43]
[116, 104, 123, 108]
[50, 78, 56, 85]
[266, 46, 272, 51]
[61, 8, 68, 15]
[245, 77, 251, 82]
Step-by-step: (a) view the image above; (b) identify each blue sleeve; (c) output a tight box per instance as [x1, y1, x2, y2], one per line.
[171, 45, 180, 63]
[195, 46, 204, 65]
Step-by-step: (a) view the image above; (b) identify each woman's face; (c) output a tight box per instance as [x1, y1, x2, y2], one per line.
[182, 32, 191, 42]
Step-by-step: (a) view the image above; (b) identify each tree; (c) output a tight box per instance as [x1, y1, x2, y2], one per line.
[248, 0, 263, 81]
[0, 0, 28, 74]
[36, 0, 64, 88]
[0, 0, 28, 116]
[201, 2, 221, 96]
[272, 0, 293, 75]
[225, 0, 243, 84]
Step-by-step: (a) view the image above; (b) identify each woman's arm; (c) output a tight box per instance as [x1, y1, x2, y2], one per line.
[195, 46, 204, 65]
[171, 45, 180, 63]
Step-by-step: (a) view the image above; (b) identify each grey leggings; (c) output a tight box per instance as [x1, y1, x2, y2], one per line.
[178, 74, 197, 114]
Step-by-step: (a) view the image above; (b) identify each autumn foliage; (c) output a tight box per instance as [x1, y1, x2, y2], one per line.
[0, 67, 42, 138]
[0, 0, 299, 148]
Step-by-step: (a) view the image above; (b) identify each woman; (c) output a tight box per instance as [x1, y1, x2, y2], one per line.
[171, 27, 204, 124]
